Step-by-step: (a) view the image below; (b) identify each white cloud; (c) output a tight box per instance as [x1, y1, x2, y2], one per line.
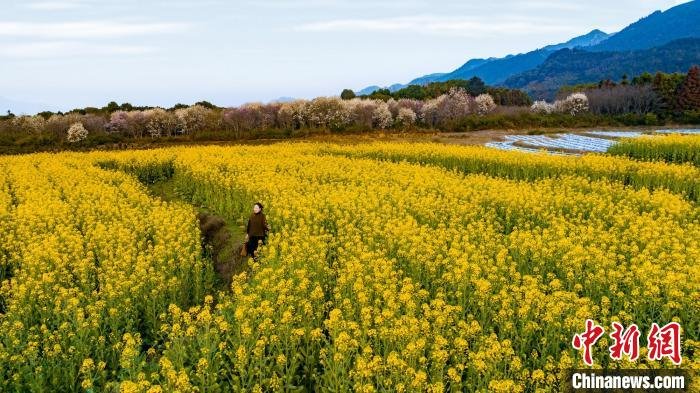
[0, 21, 188, 39]
[249, 0, 426, 9]
[509, 1, 585, 11]
[296, 15, 576, 36]
[0, 41, 153, 58]
[26, 1, 83, 10]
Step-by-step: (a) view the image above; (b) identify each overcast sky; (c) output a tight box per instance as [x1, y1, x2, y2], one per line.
[0, 0, 689, 113]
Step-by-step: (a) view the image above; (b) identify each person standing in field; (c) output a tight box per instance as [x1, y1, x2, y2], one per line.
[245, 202, 270, 258]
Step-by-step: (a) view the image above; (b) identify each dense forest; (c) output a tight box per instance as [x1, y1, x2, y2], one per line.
[556, 67, 700, 116]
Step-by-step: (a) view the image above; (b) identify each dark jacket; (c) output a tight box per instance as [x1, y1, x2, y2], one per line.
[246, 212, 270, 237]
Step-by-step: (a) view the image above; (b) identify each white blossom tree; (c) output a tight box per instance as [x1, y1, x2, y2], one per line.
[241, 102, 276, 130]
[277, 100, 308, 129]
[396, 99, 423, 116]
[66, 122, 88, 143]
[395, 107, 417, 129]
[306, 97, 350, 131]
[12, 115, 46, 134]
[421, 88, 474, 127]
[345, 98, 377, 129]
[474, 94, 497, 115]
[560, 92, 589, 116]
[106, 111, 129, 134]
[175, 105, 210, 134]
[372, 102, 393, 129]
[532, 93, 589, 116]
[443, 87, 474, 119]
[46, 113, 82, 137]
[530, 100, 555, 114]
[144, 108, 177, 138]
[420, 95, 446, 127]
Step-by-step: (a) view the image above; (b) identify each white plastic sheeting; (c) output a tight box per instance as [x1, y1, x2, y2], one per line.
[585, 131, 644, 138]
[485, 129, 700, 155]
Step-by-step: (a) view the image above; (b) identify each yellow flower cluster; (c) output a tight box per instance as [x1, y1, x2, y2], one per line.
[1, 142, 698, 392]
[317, 141, 700, 201]
[608, 134, 700, 167]
[0, 153, 212, 391]
[95, 143, 698, 391]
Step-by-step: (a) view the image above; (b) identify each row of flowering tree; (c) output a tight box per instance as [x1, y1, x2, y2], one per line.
[530, 92, 590, 116]
[3, 88, 499, 142]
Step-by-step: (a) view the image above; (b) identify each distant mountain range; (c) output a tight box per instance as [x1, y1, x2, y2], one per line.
[411, 29, 610, 86]
[504, 38, 700, 99]
[587, 1, 700, 52]
[358, 1, 700, 99]
[357, 84, 406, 95]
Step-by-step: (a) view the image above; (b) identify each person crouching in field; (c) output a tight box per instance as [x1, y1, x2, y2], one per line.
[245, 202, 270, 259]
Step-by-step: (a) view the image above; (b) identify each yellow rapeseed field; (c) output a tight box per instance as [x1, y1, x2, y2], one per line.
[0, 142, 698, 392]
[608, 134, 700, 167]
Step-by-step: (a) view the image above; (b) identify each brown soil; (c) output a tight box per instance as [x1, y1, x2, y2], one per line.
[429, 129, 519, 145]
[197, 211, 247, 289]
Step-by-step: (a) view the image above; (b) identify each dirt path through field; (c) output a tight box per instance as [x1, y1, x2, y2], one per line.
[148, 179, 248, 290]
